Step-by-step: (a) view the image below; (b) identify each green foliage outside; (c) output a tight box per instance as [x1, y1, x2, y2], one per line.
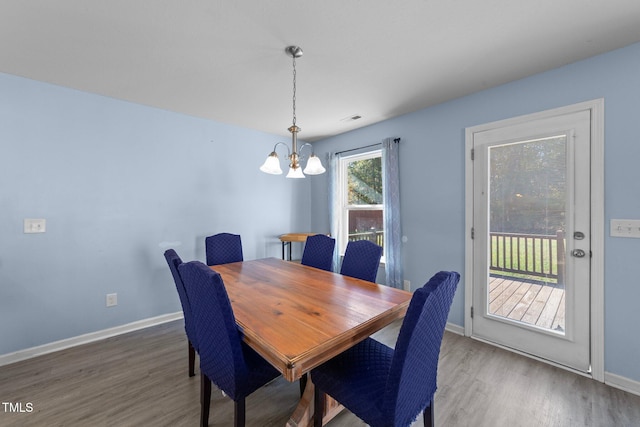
[346, 156, 384, 249]
[347, 157, 382, 205]
[490, 136, 566, 235]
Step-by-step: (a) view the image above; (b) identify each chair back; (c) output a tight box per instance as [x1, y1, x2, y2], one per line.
[340, 240, 383, 282]
[383, 271, 460, 426]
[164, 249, 197, 350]
[179, 261, 248, 400]
[301, 234, 336, 271]
[205, 233, 243, 266]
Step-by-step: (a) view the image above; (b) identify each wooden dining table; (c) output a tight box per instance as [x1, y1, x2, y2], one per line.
[210, 257, 412, 426]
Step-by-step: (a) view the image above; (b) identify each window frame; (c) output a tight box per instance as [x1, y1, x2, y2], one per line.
[337, 149, 385, 260]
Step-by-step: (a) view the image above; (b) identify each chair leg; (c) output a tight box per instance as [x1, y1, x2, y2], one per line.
[200, 373, 211, 427]
[234, 398, 246, 427]
[314, 387, 325, 427]
[188, 341, 196, 377]
[299, 373, 308, 397]
[424, 398, 434, 427]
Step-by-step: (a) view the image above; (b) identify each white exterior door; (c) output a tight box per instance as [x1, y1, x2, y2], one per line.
[469, 107, 592, 372]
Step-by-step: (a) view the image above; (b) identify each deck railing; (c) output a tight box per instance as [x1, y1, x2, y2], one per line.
[347, 230, 565, 283]
[490, 231, 566, 284]
[348, 230, 384, 247]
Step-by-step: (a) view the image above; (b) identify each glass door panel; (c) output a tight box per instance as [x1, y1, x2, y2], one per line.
[488, 136, 567, 334]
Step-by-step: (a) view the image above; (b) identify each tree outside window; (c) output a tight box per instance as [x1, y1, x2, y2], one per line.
[340, 151, 384, 256]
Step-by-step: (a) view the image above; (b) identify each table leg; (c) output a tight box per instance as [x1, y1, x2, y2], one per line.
[281, 241, 293, 261]
[286, 376, 342, 427]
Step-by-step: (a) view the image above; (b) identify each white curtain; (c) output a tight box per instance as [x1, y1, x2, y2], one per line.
[382, 138, 402, 288]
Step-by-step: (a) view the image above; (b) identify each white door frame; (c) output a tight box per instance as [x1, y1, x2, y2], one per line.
[464, 99, 604, 381]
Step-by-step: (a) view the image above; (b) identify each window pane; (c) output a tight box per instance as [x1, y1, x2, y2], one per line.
[347, 157, 382, 205]
[488, 135, 567, 332]
[348, 209, 384, 248]
[489, 136, 566, 236]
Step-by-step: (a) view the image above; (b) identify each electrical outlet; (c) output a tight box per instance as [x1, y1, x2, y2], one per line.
[106, 293, 118, 307]
[403, 280, 411, 291]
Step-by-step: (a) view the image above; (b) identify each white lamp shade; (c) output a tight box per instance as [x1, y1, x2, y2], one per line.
[286, 166, 305, 179]
[260, 153, 283, 175]
[303, 154, 326, 175]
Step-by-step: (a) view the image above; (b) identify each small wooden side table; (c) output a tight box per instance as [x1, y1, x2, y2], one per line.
[279, 233, 318, 261]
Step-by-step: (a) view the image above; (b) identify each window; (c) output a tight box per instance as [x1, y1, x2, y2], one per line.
[338, 150, 384, 258]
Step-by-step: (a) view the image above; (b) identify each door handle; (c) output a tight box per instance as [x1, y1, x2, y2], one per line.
[571, 249, 586, 258]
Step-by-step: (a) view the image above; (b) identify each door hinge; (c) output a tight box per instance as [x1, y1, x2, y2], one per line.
[470, 306, 474, 318]
[471, 227, 475, 239]
[471, 148, 475, 160]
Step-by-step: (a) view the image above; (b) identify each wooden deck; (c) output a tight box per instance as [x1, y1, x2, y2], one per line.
[489, 276, 565, 332]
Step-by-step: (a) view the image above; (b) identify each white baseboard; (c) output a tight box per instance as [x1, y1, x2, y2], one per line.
[445, 322, 465, 336]
[605, 371, 640, 397]
[0, 312, 183, 368]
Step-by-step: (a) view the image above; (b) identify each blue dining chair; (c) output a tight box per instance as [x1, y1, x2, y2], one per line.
[312, 271, 460, 427]
[205, 232, 243, 266]
[301, 234, 336, 272]
[164, 248, 197, 377]
[178, 260, 280, 427]
[340, 240, 383, 283]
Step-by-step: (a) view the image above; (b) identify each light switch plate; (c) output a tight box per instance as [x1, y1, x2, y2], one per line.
[610, 219, 640, 238]
[24, 218, 46, 233]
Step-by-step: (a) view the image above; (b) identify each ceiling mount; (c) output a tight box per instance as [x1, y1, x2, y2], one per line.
[285, 46, 303, 58]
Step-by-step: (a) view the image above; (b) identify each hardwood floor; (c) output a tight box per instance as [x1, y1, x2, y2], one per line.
[1, 319, 639, 426]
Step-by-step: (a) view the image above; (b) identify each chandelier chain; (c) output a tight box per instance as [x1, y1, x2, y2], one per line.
[292, 55, 297, 126]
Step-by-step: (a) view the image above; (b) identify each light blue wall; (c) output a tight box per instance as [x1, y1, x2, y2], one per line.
[0, 73, 311, 355]
[311, 42, 640, 382]
[3, 42, 640, 384]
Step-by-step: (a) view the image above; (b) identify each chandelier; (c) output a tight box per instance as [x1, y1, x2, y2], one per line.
[259, 46, 326, 178]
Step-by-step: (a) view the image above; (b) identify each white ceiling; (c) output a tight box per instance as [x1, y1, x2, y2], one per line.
[3, 1, 640, 142]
